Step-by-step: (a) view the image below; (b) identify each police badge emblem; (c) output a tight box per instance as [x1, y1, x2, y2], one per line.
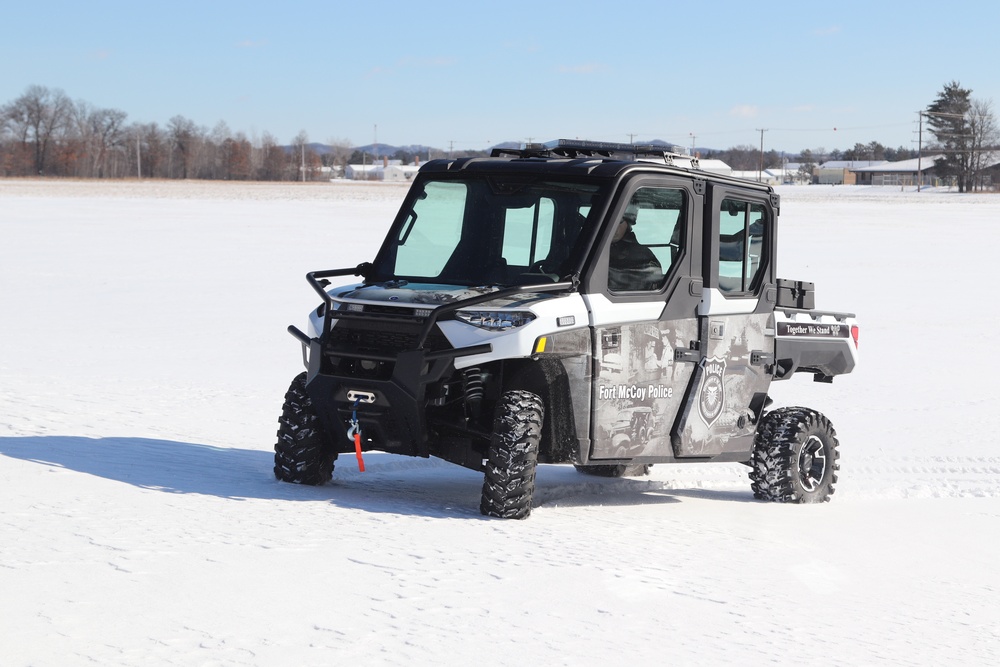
[698, 356, 726, 427]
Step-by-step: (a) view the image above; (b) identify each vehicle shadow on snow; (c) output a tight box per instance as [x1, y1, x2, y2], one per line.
[534, 465, 757, 508]
[0, 436, 291, 500]
[0, 435, 490, 516]
[0, 436, 754, 517]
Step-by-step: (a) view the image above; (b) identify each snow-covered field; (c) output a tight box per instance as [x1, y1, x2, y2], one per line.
[2, 178, 998, 666]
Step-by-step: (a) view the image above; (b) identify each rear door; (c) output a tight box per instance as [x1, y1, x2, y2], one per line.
[670, 184, 777, 458]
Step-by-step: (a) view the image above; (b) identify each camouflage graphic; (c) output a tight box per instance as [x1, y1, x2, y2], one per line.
[591, 319, 698, 460]
[672, 312, 775, 458]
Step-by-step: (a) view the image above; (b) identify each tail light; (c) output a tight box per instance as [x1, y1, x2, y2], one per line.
[851, 325, 859, 348]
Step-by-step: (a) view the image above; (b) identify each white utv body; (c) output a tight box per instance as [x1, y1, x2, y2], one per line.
[275, 140, 859, 518]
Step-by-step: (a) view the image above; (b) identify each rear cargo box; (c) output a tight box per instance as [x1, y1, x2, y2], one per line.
[775, 279, 815, 309]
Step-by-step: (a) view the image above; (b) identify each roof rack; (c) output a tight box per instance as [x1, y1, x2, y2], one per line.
[490, 139, 699, 168]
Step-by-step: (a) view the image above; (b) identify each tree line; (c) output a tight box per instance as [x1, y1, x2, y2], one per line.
[0, 85, 354, 180]
[2, 83, 996, 186]
[703, 142, 918, 173]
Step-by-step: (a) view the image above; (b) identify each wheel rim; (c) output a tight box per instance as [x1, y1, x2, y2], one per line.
[797, 435, 827, 492]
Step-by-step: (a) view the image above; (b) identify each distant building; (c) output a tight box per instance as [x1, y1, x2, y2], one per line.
[780, 163, 813, 185]
[850, 153, 1000, 190]
[346, 156, 421, 181]
[383, 163, 420, 182]
[815, 160, 887, 185]
[850, 156, 943, 187]
[694, 158, 732, 176]
[345, 163, 380, 180]
[731, 170, 781, 185]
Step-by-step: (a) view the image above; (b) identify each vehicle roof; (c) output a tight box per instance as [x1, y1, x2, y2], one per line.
[418, 139, 775, 195]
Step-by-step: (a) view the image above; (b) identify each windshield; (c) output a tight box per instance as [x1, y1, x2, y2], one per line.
[371, 175, 607, 286]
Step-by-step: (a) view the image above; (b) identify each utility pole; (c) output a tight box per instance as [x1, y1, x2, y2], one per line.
[689, 133, 696, 156]
[756, 128, 768, 182]
[917, 111, 924, 192]
[627, 133, 637, 144]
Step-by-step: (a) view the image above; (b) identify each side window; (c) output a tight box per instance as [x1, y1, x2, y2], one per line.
[501, 198, 554, 267]
[718, 197, 768, 294]
[608, 187, 685, 292]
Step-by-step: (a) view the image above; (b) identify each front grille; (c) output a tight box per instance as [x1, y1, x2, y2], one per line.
[362, 304, 425, 317]
[320, 316, 454, 380]
[326, 322, 452, 353]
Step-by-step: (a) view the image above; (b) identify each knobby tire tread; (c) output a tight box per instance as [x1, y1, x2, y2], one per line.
[274, 372, 337, 485]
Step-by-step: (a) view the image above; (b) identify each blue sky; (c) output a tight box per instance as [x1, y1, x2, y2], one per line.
[3, 0, 997, 154]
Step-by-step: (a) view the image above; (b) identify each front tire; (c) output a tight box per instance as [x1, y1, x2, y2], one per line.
[480, 390, 543, 519]
[274, 372, 337, 485]
[749, 407, 839, 503]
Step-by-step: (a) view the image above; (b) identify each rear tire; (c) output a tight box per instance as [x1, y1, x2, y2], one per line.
[274, 372, 337, 485]
[749, 407, 839, 503]
[480, 390, 543, 519]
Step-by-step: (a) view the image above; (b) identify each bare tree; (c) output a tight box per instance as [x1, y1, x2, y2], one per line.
[226, 132, 253, 180]
[325, 136, 354, 178]
[705, 144, 758, 170]
[132, 122, 168, 178]
[0, 110, 10, 175]
[210, 122, 252, 180]
[3, 85, 73, 175]
[168, 115, 199, 179]
[85, 105, 127, 178]
[259, 131, 285, 181]
[292, 130, 310, 182]
[968, 98, 999, 191]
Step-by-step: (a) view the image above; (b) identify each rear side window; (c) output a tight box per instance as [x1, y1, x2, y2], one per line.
[718, 198, 767, 294]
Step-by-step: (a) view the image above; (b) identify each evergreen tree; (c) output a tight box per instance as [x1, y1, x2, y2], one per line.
[926, 81, 973, 192]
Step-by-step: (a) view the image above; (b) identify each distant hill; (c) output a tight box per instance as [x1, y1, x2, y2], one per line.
[285, 139, 691, 158]
[352, 143, 438, 158]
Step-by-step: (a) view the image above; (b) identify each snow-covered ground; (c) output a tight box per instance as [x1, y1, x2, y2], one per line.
[2, 179, 998, 666]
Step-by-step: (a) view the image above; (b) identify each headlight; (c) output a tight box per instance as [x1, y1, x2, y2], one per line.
[455, 310, 535, 331]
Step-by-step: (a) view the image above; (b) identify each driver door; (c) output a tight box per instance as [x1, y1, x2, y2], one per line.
[585, 178, 704, 461]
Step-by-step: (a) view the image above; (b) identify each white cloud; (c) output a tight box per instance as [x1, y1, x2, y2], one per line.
[729, 105, 758, 118]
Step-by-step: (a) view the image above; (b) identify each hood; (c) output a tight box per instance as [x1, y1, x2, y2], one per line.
[332, 282, 556, 309]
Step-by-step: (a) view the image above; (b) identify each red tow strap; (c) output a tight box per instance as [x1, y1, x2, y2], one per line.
[353, 430, 366, 472]
[350, 401, 366, 472]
